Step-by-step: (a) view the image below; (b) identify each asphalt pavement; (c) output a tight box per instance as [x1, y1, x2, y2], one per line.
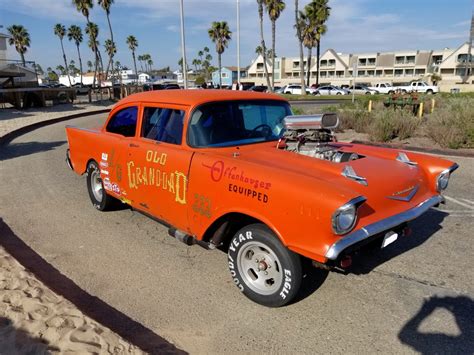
[0, 113, 473, 353]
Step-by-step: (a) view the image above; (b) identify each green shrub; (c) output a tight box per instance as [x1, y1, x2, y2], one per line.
[366, 109, 421, 142]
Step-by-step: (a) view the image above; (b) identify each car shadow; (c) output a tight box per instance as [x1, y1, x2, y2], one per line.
[348, 208, 448, 275]
[398, 295, 474, 354]
[0, 140, 67, 161]
[0, 218, 186, 354]
[0, 316, 59, 353]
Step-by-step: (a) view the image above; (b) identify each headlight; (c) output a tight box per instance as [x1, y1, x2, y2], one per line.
[332, 196, 366, 235]
[436, 170, 450, 191]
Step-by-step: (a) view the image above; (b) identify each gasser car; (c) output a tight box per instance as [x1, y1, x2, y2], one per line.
[66, 90, 458, 307]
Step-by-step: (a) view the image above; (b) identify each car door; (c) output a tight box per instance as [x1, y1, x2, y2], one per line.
[126, 103, 193, 230]
[100, 105, 139, 199]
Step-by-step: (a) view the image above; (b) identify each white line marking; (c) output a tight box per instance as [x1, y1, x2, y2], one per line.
[460, 198, 474, 206]
[444, 196, 474, 210]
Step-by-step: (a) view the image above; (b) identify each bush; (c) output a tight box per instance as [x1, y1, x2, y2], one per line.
[426, 97, 474, 148]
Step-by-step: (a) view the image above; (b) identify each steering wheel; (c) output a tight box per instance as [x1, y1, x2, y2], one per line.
[249, 124, 272, 138]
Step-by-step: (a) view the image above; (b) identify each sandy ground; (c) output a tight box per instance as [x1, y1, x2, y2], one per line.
[0, 103, 144, 354]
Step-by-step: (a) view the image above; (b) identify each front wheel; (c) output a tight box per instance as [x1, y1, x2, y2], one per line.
[227, 224, 302, 307]
[86, 161, 116, 211]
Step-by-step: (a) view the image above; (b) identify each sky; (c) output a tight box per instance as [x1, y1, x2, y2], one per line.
[0, 0, 472, 72]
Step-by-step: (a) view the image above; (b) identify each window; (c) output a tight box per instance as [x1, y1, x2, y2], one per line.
[188, 100, 291, 147]
[142, 107, 185, 145]
[257, 63, 263, 70]
[106, 106, 138, 137]
[221, 72, 228, 78]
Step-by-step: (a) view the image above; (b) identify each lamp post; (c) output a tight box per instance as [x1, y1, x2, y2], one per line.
[179, 0, 188, 89]
[237, 0, 241, 87]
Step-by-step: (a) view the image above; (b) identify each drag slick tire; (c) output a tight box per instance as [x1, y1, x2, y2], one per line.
[228, 224, 302, 307]
[86, 161, 115, 211]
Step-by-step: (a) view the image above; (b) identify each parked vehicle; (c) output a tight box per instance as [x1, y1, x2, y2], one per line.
[350, 84, 379, 95]
[315, 85, 350, 95]
[396, 81, 439, 94]
[248, 85, 268, 92]
[283, 84, 316, 95]
[143, 83, 181, 91]
[73, 83, 91, 95]
[368, 83, 395, 94]
[66, 90, 457, 307]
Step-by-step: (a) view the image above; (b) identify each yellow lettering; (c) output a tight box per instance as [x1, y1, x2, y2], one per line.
[160, 153, 167, 165]
[174, 171, 187, 204]
[149, 168, 155, 186]
[146, 150, 153, 162]
[136, 167, 142, 185]
[127, 161, 137, 189]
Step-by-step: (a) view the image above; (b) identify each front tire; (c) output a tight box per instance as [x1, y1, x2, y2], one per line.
[86, 161, 115, 211]
[227, 224, 302, 307]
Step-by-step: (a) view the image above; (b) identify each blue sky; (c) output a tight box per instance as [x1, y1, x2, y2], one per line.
[0, 0, 472, 72]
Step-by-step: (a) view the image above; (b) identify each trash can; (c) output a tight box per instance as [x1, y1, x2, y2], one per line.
[450, 88, 460, 94]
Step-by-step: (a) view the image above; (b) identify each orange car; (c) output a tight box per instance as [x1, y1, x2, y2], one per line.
[66, 90, 458, 307]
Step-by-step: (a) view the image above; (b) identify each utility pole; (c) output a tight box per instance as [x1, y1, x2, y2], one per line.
[237, 0, 241, 87]
[467, 12, 473, 81]
[179, 0, 188, 89]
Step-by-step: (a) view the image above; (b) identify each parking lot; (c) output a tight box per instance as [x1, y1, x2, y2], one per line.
[0, 113, 473, 353]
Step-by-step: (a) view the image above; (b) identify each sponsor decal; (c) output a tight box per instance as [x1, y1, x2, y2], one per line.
[101, 152, 108, 161]
[192, 194, 212, 218]
[100, 161, 108, 168]
[228, 183, 269, 203]
[101, 169, 109, 176]
[103, 177, 112, 191]
[111, 183, 120, 194]
[203, 160, 272, 190]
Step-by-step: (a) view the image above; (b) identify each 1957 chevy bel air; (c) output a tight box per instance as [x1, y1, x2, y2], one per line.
[66, 90, 458, 307]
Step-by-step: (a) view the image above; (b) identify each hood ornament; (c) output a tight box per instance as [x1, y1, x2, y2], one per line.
[396, 152, 417, 166]
[342, 165, 368, 186]
[387, 184, 419, 201]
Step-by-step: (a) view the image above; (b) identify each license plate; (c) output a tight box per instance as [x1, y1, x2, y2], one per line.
[382, 231, 398, 248]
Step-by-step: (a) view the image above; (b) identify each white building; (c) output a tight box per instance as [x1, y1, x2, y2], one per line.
[245, 42, 474, 92]
[0, 32, 8, 62]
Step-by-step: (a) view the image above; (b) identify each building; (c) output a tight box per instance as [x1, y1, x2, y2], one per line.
[245, 42, 474, 92]
[212, 66, 247, 87]
[0, 32, 8, 62]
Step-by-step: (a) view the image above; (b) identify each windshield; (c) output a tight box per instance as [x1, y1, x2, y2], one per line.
[188, 100, 292, 147]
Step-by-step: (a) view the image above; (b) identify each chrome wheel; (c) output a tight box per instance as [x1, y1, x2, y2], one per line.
[90, 167, 103, 202]
[237, 241, 283, 295]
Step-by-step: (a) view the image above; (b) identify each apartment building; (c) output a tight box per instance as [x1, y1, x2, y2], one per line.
[245, 42, 473, 92]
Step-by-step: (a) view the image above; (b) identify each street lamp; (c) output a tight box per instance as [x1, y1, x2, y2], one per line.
[237, 0, 240, 86]
[179, 0, 188, 89]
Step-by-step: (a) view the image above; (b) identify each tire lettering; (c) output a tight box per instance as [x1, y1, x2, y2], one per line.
[280, 269, 292, 299]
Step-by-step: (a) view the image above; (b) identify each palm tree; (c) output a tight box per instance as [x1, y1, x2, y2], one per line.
[147, 58, 153, 72]
[54, 24, 72, 86]
[87, 60, 93, 72]
[6, 25, 30, 66]
[56, 65, 66, 75]
[98, 0, 115, 79]
[67, 25, 84, 84]
[294, 0, 306, 93]
[104, 39, 116, 81]
[264, 0, 285, 91]
[257, 0, 271, 89]
[85, 22, 100, 86]
[298, 11, 315, 87]
[126, 35, 139, 88]
[208, 21, 232, 88]
[312, 0, 331, 86]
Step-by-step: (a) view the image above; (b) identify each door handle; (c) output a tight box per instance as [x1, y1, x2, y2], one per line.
[129, 143, 140, 148]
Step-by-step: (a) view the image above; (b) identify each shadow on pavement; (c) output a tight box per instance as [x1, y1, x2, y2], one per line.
[349, 208, 448, 275]
[0, 140, 66, 161]
[398, 295, 474, 354]
[0, 218, 186, 354]
[0, 317, 60, 353]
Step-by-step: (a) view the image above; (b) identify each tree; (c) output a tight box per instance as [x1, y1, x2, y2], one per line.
[208, 21, 232, 87]
[294, 0, 306, 93]
[297, 11, 315, 87]
[34, 64, 44, 76]
[147, 58, 153, 72]
[56, 65, 66, 75]
[7, 25, 30, 66]
[104, 39, 117, 81]
[264, 0, 285, 91]
[85, 22, 100, 87]
[68, 25, 84, 84]
[126, 35, 139, 88]
[308, 0, 330, 86]
[87, 60, 93, 72]
[54, 24, 72, 86]
[257, 0, 272, 89]
[98, 0, 115, 80]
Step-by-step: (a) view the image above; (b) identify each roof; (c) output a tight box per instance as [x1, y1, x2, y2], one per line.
[223, 66, 247, 72]
[118, 89, 287, 107]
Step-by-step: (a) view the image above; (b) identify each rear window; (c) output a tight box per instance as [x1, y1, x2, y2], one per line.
[106, 106, 138, 137]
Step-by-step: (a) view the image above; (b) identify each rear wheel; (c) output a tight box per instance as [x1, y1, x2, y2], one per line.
[86, 161, 115, 211]
[228, 224, 302, 307]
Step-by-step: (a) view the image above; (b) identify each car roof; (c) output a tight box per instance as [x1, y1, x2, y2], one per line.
[118, 89, 287, 107]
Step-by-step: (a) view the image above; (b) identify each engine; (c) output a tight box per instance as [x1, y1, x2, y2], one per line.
[281, 114, 360, 163]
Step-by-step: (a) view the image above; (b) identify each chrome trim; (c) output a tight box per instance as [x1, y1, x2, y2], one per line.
[66, 149, 73, 170]
[325, 195, 443, 260]
[386, 184, 419, 202]
[396, 152, 418, 166]
[436, 163, 459, 192]
[448, 163, 459, 173]
[341, 165, 368, 186]
[331, 196, 367, 235]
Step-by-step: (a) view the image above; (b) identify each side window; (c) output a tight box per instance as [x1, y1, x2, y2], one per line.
[106, 106, 138, 137]
[142, 107, 185, 145]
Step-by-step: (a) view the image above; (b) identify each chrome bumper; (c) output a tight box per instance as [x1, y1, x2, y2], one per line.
[325, 195, 444, 260]
[66, 149, 73, 170]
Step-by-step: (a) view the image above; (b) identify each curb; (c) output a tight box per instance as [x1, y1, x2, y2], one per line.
[0, 108, 111, 146]
[351, 140, 474, 158]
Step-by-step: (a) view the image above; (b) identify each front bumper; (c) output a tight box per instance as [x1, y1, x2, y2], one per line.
[325, 195, 444, 260]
